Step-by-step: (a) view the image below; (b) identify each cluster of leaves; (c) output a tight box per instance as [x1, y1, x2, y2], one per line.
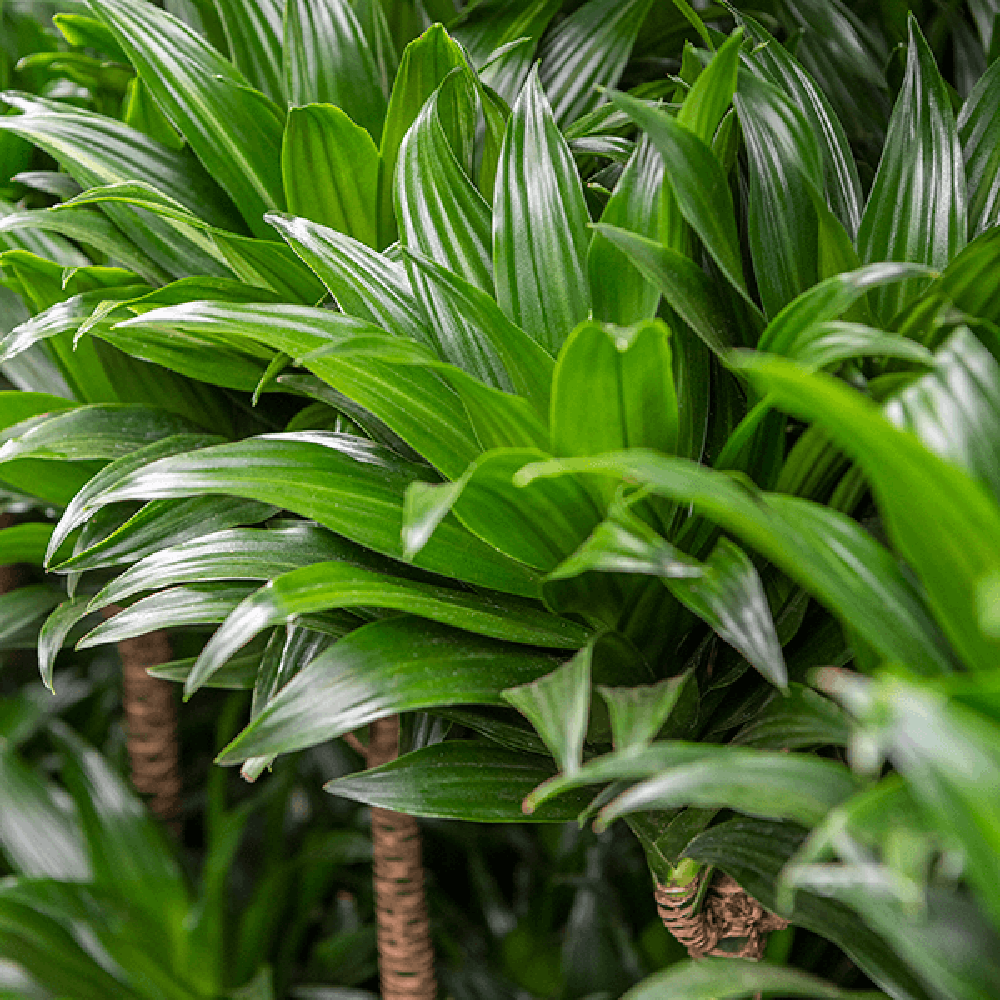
[2, 0, 1000, 999]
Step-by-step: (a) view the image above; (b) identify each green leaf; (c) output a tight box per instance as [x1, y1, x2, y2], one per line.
[592, 226, 736, 357]
[268, 212, 431, 343]
[551, 319, 678, 465]
[37, 596, 94, 691]
[215, 0, 284, 103]
[596, 750, 860, 830]
[959, 57, 1000, 238]
[0, 523, 53, 567]
[217, 617, 562, 763]
[281, 105, 379, 249]
[377, 24, 467, 249]
[284, 0, 388, 143]
[738, 10, 863, 239]
[784, 322, 935, 370]
[589, 136, 664, 325]
[0, 404, 198, 463]
[186, 560, 588, 695]
[78, 583, 256, 646]
[403, 251, 554, 406]
[732, 684, 851, 750]
[518, 452, 956, 675]
[493, 66, 592, 354]
[856, 17, 966, 321]
[323, 740, 594, 822]
[55, 433, 539, 597]
[623, 957, 886, 1000]
[537, 0, 653, 127]
[90, 0, 286, 239]
[598, 674, 691, 752]
[669, 537, 787, 690]
[606, 89, 756, 315]
[502, 649, 590, 774]
[738, 353, 1000, 672]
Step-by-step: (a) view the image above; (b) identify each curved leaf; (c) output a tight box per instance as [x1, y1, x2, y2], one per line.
[958, 56, 1000, 238]
[215, 0, 284, 103]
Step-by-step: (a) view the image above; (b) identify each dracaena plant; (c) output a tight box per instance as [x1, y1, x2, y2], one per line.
[2, 1, 1000, 999]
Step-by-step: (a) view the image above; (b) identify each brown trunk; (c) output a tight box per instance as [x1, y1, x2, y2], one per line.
[102, 608, 181, 833]
[655, 869, 788, 960]
[366, 715, 437, 1000]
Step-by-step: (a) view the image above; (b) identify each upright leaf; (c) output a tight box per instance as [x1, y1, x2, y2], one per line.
[857, 16, 966, 321]
[957, 56, 1000, 238]
[215, 0, 284, 103]
[494, 67, 592, 353]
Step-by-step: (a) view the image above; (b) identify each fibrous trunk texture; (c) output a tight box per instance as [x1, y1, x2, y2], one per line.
[102, 607, 181, 832]
[655, 869, 788, 959]
[366, 715, 437, 1000]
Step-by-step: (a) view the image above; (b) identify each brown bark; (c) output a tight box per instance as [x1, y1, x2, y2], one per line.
[655, 869, 788, 960]
[102, 607, 181, 833]
[366, 715, 437, 1000]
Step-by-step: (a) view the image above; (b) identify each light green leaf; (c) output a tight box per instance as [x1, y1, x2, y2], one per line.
[857, 16, 966, 321]
[493, 66, 592, 354]
[0, 522, 54, 567]
[281, 105, 379, 249]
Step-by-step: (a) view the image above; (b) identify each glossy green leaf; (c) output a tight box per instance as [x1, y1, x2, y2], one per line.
[493, 67, 592, 354]
[79, 583, 255, 647]
[624, 958, 885, 1000]
[598, 675, 691, 753]
[732, 683, 850, 749]
[55, 432, 538, 597]
[959, 57, 1000, 238]
[268, 212, 431, 342]
[377, 24, 467, 249]
[188, 560, 587, 695]
[284, 0, 387, 143]
[281, 105, 379, 249]
[502, 649, 590, 774]
[606, 89, 754, 313]
[551, 319, 678, 466]
[90, 0, 286, 239]
[589, 137, 663, 325]
[739, 354, 1000, 672]
[37, 597, 94, 691]
[396, 72, 493, 299]
[518, 452, 956, 675]
[786, 322, 935, 370]
[0, 404, 197, 463]
[0, 522, 53, 568]
[738, 10, 863, 238]
[323, 740, 593, 822]
[592, 225, 737, 356]
[857, 17, 966, 321]
[403, 251, 554, 406]
[217, 618, 561, 763]
[215, 0, 284, 103]
[669, 537, 787, 689]
[537, 0, 653, 127]
[596, 750, 859, 830]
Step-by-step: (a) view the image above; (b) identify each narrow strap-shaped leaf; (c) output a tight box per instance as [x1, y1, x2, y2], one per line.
[518, 451, 956, 675]
[37, 597, 95, 691]
[60, 432, 539, 597]
[269, 212, 432, 343]
[322, 739, 591, 822]
[90, 0, 286, 238]
[537, 0, 653, 127]
[215, 0, 284, 103]
[396, 73, 494, 298]
[494, 66, 592, 354]
[187, 560, 587, 694]
[738, 10, 863, 239]
[281, 105, 379, 249]
[857, 16, 966, 321]
[284, 0, 388, 143]
[739, 353, 1000, 672]
[377, 24, 467, 248]
[958, 56, 1000, 238]
[589, 136, 664, 326]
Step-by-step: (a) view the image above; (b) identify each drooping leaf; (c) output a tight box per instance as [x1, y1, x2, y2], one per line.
[90, 0, 286, 238]
[493, 67, 592, 354]
[856, 16, 966, 321]
[281, 105, 379, 249]
[284, 0, 387, 142]
[323, 740, 593, 822]
[216, 618, 562, 763]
